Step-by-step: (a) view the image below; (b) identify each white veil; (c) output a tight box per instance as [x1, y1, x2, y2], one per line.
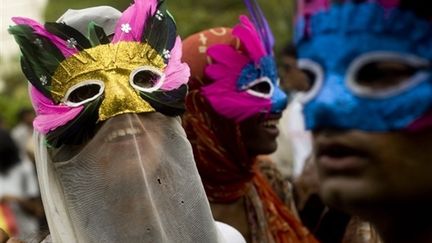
[35, 113, 243, 242]
[31, 6, 245, 243]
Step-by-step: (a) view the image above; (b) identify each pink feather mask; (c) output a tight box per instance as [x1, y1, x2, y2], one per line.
[201, 15, 287, 122]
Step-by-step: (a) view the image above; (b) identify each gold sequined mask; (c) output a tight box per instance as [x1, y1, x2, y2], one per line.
[52, 42, 165, 121]
[9, 0, 190, 146]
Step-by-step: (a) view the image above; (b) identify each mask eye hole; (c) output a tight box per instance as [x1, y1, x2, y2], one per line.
[356, 62, 418, 89]
[250, 80, 271, 94]
[243, 77, 274, 99]
[130, 66, 165, 93]
[302, 69, 317, 91]
[347, 52, 431, 98]
[64, 80, 104, 107]
[297, 59, 324, 103]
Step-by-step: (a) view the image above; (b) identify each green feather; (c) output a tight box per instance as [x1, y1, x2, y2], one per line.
[9, 25, 65, 90]
[142, 2, 177, 61]
[88, 21, 110, 47]
[21, 57, 53, 99]
[46, 96, 102, 147]
[139, 84, 187, 116]
[45, 22, 91, 50]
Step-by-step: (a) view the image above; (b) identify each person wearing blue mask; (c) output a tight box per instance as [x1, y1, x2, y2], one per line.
[294, 0, 432, 242]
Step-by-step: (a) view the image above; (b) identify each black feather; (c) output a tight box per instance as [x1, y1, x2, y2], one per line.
[21, 57, 53, 99]
[45, 22, 91, 50]
[142, 2, 177, 62]
[9, 25, 65, 89]
[46, 97, 102, 147]
[139, 84, 187, 116]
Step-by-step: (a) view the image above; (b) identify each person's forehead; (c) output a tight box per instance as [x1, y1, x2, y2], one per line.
[296, 2, 432, 60]
[281, 56, 297, 64]
[298, 31, 428, 70]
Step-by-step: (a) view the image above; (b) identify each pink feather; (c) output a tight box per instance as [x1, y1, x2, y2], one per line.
[205, 44, 249, 86]
[232, 15, 266, 63]
[204, 45, 248, 86]
[206, 45, 250, 72]
[407, 110, 432, 132]
[162, 37, 190, 90]
[202, 78, 272, 122]
[202, 42, 271, 122]
[12, 17, 78, 58]
[30, 86, 83, 134]
[377, 0, 400, 8]
[205, 64, 244, 81]
[112, 0, 158, 43]
[305, 0, 329, 14]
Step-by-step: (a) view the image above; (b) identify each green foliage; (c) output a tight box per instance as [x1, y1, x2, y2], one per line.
[0, 61, 33, 128]
[171, 0, 295, 52]
[44, 0, 295, 52]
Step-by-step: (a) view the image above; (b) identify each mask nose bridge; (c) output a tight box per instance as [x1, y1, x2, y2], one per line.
[304, 73, 357, 129]
[320, 75, 353, 108]
[104, 76, 136, 102]
[99, 75, 154, 121]
[110, 78, 134, 99]
[271, 87, 288, 113]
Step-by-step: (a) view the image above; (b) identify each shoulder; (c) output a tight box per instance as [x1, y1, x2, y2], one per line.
[255, 156, 295, 208]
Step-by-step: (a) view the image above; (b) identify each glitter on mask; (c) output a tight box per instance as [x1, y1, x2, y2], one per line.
[40, 75, 48, 86]
[162, 49, 171, 59]
[155, 10, 164, 21]
[51, 42, 165, 119]
[33, 38, 43, 48]
[67, 38, 78, 49]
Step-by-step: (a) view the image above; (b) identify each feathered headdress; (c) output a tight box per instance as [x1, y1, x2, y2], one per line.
[9, 0, 190, 147]
[294, 0, 426, 43]
[201, 0, 287, 122]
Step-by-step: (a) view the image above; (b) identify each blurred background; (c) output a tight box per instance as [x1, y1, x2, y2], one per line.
[0, 0, 295, 128]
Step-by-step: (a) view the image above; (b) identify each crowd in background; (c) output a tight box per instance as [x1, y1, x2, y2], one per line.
[0, 109, 45, 241]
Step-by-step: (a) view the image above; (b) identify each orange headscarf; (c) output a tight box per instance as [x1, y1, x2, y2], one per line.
[182, 27, 318, 243]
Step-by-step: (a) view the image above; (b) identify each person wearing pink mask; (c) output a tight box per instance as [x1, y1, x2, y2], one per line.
[181, 1, 318, 242]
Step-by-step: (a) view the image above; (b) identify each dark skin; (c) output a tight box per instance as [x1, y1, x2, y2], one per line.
[210, 198, 251, 241]
[239, 112, 283, 157]
[313, 129, 432, 243]
[289, 41, 432, 241]
[211, 50, 305, 241]
[279, 55, 309, 93]
[296, 61, 432, 242]
[211, 112, 284, 242]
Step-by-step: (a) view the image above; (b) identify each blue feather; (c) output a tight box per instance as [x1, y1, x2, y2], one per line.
[243, 0, 275, 55]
